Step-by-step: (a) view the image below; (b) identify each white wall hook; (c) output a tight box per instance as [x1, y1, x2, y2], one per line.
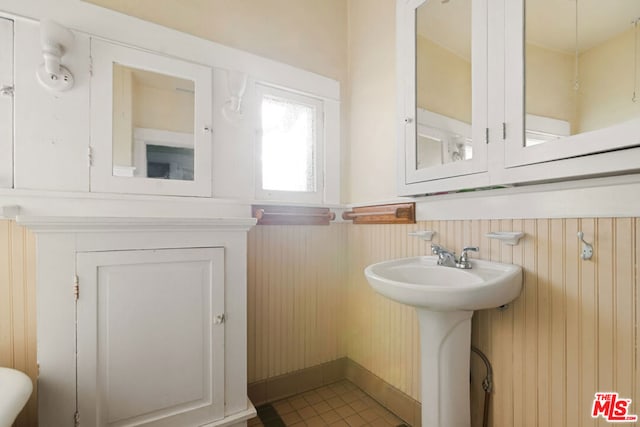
[577, 231, 593, 260]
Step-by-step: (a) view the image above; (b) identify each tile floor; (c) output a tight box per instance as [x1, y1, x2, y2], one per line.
[247, 380, 408, 427]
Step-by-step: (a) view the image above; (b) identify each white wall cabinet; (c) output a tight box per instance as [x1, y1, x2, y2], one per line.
[398, 0, 489, 188]
[0, 17, 13, 188]
[13, 19, 91, 192]
[90, 39, 213, 197]
[398, 0, 640, 196]
[20, 217, 257, 427]
[77, 248, 225, 427]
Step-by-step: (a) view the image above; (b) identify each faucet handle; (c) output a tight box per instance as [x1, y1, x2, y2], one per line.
[458, 246, 479, 269]
[461, 246, 479, 255]
[431, 244, 443, 254]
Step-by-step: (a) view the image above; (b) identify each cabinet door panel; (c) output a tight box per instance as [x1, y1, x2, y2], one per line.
[399, 0, 489, 187]
[505, 0, 640, 168]
[0, 18, 12, 188]
[90, 39, 212, 197]
[77, 248, 224, 427]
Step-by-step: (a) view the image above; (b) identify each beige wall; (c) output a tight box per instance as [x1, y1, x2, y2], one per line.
[82, 0, 348, 85]
[347, 0, 397, 204]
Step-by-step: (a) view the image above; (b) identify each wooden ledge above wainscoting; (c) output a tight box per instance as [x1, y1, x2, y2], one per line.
[252, 205, 336, 226]
[342, 202, 415, 224]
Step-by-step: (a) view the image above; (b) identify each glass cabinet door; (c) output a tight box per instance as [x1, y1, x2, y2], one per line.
[399, 0, 488, 186]
[90, 39, 213, 197]
[504, 0, 640, 167]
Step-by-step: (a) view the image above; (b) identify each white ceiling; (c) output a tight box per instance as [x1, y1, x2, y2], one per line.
[417, 0, 640, 59]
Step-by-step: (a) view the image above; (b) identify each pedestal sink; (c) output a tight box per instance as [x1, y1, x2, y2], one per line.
[364, 256, 522, 427]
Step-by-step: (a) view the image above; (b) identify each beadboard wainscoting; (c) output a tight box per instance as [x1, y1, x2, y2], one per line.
[3, 219, 640, 426]
[247, 224, 350, 384]
[0, 220, 37, 427]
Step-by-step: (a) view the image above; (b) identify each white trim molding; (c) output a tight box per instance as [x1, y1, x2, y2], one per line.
[16, 216, 256, 233]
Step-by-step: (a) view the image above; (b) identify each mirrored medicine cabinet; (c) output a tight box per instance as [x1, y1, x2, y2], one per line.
[398, 0, 640, 195]
[90, 38, 212, 196]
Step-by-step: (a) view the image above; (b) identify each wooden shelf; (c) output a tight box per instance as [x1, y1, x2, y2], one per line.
[252, 205, 336, 226]
[342, 203, 415, 225]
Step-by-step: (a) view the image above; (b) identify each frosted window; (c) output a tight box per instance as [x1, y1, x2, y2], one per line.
[261, 95, 316, 192]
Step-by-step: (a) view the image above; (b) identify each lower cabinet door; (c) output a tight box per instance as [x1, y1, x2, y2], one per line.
[76, 247, 225, 426]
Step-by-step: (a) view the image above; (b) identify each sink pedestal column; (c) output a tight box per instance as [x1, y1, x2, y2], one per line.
[417, 309, 473, 427]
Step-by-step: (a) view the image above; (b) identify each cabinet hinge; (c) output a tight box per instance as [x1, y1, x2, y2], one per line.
[73, 275, 79, 301]
[89, 55, 93, 77]
[502, 122, 506, 140]
[485, 128, 489, 144]
[88, 146, 93, 167]
[0, 85, 14, 97]
[74, 410, 80, 427]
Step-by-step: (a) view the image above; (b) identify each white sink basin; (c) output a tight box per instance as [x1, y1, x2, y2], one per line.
[0, 367, 32, 427]
[365, 255, 522, 311]
[364, 255, 523, 426]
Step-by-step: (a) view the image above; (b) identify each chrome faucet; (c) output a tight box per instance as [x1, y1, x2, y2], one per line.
[431, 244, 457, 267]
[431, 244, 479, 269]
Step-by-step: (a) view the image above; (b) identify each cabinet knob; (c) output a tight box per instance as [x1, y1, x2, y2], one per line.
[404, 117, 413, 124]
[203, 126, 213, 133]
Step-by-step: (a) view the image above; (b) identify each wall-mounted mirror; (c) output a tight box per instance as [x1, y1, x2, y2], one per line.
[112, 64, 195, 180]
[415, 0, 472, 169]
[90, 38, 212, 197]
[525, 0, 640, 147]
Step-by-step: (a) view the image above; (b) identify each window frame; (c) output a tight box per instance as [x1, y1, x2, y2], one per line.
[254, 83, 325, 204]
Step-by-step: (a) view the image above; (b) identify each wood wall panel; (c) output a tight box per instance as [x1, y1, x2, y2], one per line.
[346, 218, 640, 427]
[0, 220, 37, 427]
[247, 224, 349, 383]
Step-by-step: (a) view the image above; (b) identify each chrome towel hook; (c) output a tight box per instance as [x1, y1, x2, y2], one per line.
[577, 231, 593, 260]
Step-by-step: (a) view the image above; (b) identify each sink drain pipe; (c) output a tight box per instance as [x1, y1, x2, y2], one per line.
[471, 346, 493, 427]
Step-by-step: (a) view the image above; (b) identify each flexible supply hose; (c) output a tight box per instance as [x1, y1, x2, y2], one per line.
[471, 346, 493, 427]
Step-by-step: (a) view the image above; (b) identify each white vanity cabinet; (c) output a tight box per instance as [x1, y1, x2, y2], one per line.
[90, 39, 213, 197]
[398, 0, 640, 196]
[20, 217, 257, 427]
[0, 17, 13, 188]
[76, 247, 225, 426]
